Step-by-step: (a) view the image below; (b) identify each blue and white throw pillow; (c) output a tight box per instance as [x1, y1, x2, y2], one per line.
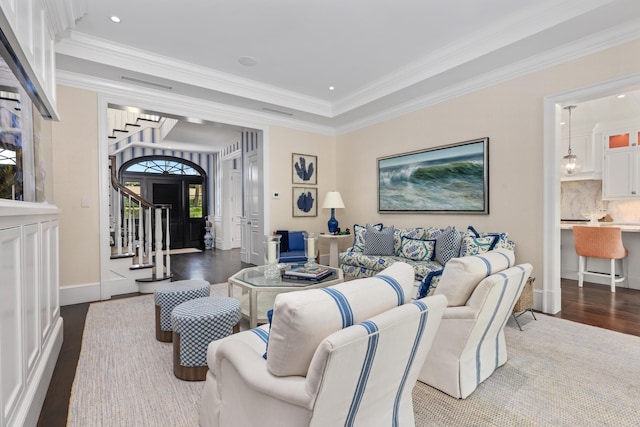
[434, 226, 462, 265]
[363, 225, 395, 256]
[352, 223, 383, 252]
[401, 236, 436, 261]
[459, 227, 496, 256]
[393, 227, 426, 255]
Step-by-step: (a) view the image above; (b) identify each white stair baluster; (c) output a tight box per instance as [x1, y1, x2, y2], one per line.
[154, 208, 164, 278]
[165, 207, 171, 276]
[127, 195, 134, 255]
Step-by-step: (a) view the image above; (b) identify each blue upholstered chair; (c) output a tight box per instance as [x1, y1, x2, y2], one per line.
[276, 230, 308, 263]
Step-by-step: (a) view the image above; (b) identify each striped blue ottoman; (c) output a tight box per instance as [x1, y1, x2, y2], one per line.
[171, 296, 242, 381]
[154, 280, 210, 342]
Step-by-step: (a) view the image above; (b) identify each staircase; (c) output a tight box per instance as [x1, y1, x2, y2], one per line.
[105, 109, 179, 295]
[107, 109, 178, 155]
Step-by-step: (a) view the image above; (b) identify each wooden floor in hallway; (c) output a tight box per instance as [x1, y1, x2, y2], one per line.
[36, 256, 640, 426]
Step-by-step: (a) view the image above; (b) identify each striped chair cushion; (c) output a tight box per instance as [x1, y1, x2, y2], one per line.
[265, 262, 415, 377]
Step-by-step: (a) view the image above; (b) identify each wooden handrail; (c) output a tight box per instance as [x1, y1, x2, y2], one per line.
[109, 156, 170, 209]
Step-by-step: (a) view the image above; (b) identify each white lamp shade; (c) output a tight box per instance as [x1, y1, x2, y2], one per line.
[322, 191, 345, 209]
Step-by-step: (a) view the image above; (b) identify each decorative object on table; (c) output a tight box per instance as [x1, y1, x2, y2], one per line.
[304, 232, 319, 270]
[377, 137, 489, 213]
[321, 191, 345, 233]
[560, 105, 582, 176]
[263, 234, 282, 282]
[292, 153, 317, 184]
[580, 208, 608, 226]
[292, 187, 317, 217]
[283, 265, 332, 282]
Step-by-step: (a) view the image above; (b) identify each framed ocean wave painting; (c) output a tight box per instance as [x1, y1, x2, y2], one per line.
[377, 138, 489, 214]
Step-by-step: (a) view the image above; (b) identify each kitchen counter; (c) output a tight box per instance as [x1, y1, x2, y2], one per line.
[560, 222, 640, 232]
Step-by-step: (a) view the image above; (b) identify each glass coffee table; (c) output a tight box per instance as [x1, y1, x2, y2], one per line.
[228, 264, 344, 328]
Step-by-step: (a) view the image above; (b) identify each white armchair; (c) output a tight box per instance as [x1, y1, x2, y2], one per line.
[418, 249, 533, 399]
[200, 262, 447, 427]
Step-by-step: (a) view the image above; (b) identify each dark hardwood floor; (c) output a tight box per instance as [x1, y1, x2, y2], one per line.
[37, 258, 640, 426]
[555, 278, 640, 337]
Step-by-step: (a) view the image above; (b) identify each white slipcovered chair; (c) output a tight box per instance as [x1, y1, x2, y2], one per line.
[418, 249, 533, 399]
[200, 262, 447, 427]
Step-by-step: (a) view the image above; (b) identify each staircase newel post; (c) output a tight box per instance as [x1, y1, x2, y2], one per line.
[165, 207, 171, 276]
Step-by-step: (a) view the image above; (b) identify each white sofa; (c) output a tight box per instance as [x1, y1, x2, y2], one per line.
[199, 262, 447, 427]
[417, 249, 533, 398]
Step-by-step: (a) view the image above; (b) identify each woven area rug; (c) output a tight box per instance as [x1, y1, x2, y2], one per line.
[68, 287, 640, 426]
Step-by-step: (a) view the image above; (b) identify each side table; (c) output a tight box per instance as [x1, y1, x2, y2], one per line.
[512, 276, 537, 331]
[319, 234, 351, 268]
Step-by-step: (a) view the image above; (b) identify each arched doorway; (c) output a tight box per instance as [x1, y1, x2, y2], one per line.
[120, 156, 207, 249]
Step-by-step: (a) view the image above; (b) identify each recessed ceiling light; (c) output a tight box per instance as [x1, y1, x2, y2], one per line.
[560, 121, 566, 125]
[110, 16, 121, 23]
[238, 56, 257, 67]
[329, 86, 335, 91]
[617, 94, 626, 98]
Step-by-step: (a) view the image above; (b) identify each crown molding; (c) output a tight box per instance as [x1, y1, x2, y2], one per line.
[332, 0, 617, 116]
[336, 18, 640, 135]
[42, 0, 87, 36]
[56, 69, 336, 137]
[55, 30, 333, 117]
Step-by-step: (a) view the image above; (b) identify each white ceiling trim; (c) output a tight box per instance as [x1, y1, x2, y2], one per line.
[335, 19, 640, 135]
[332, 0, 616, 116]
[56, 69, 337, 137]
[55, 30, 333, 117]
[42, 0, 88, 36]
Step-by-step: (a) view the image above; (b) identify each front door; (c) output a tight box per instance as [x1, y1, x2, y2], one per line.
[153, 183, 183, 249]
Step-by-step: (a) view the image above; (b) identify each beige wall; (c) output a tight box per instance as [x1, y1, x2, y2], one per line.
[268, 126, 338, 231]
[51, 86, 100, 288]
[336, 39, 640, 290]
[49, 40, 640, 290]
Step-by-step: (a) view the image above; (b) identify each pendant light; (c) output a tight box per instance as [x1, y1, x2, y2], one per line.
[560, 105, 582, 176]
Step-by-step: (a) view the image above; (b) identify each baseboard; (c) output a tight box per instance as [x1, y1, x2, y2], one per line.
[60, 282, 101, 306]
[13, 316, 63, 427]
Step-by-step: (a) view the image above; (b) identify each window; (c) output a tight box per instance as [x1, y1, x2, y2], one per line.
[125, 159, 201, 176]
[189, 183, 203, 218]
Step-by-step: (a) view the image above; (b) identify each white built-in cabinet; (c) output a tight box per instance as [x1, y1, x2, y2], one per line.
[602, 127, 640, 199]
[0, 202, 62, 427]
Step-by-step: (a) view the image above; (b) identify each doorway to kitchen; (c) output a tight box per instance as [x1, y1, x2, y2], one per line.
[544, 75, 640, 317]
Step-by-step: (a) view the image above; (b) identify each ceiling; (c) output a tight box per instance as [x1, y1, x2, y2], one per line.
[55, 0, 640, 150]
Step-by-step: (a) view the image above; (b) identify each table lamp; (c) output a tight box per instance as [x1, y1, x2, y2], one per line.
[321, 191, 345, 234]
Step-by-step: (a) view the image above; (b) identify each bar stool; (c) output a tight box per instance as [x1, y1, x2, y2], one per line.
[573, 226, 628, 292]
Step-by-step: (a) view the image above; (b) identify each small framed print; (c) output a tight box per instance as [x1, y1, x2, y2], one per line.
[292, 187, 318, 217]
[292, 153, 317, 185]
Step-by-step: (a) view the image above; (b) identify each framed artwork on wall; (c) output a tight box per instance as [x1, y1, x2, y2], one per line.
[292, 187, 318, 217]
[377, 137, 489, 214]
[292, 153, 317, 185]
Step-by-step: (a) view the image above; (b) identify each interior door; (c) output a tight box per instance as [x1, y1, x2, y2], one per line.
[153, 183, 183, 249]
[231, 170, 242, 248]
[246, 151, 263, 265]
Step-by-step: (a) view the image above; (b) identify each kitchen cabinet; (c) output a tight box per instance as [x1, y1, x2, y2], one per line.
[603, 129, 640, 199]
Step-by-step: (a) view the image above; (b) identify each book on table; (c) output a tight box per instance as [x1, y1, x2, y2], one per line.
[283, 266, 332, 281]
